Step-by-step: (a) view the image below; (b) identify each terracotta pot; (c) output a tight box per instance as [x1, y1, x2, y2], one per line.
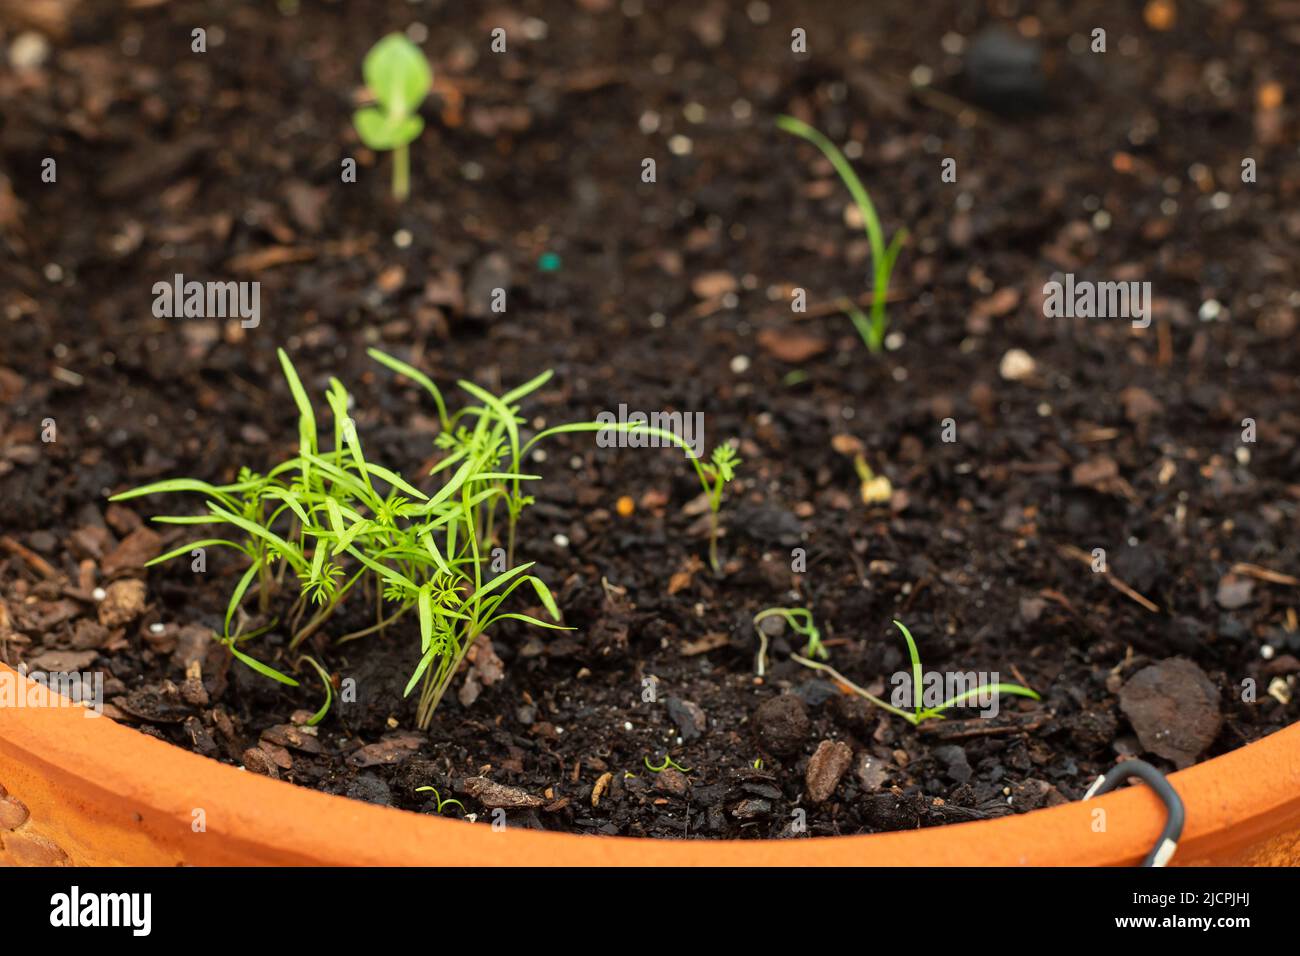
[1, 663, 1297, 866]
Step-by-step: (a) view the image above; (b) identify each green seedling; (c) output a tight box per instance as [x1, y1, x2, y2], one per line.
[368, 349, 740, 572]
[111, 349, 568, 729]
[777, 114, 907, 354]
[792, 619, 1040, 725]
[645, 755, 691, 773]
[475, 408, 740, 572]
[752, 606, 826, 677]
[298, 655, 334, 726]
[117, 346, 744, 729]
[115, 348, 745, 729]
[699, 444, 741, 573]
[415, 785, 467, 816]
[353, 33, 432, 201]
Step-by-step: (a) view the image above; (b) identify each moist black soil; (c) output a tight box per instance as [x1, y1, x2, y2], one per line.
[2, 1, 1298, 840]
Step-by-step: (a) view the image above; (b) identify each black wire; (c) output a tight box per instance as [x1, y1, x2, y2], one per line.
[1087, 759, 1185, 867]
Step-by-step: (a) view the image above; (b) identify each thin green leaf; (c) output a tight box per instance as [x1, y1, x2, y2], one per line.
[228, 642, 300, 687]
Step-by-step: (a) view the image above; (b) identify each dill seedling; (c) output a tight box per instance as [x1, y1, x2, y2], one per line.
[752, 606, 826, 676]
[415, 785, 467, 816]
[297, 655, 334, 726]
[117, 349, 745, 727]
[777, 114, 907, 353]
[699, 444, 741, 573]
[792, 619, 1039, 725]
[111, 349, 569, 729]
[645, 755, 691, 773]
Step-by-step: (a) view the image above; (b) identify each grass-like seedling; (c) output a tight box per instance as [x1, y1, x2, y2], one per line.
[115, 350, 743, 729]
[112, 348, 568, 729]
[353, 33, 432, 201]
[415, 785, 466, 816]
[752, 606, 826, 677]
[792, 619, 1040, 725]
[777, 114, 907, 353]
[645, 755, 690, 773]
[298, 655, 333, 726]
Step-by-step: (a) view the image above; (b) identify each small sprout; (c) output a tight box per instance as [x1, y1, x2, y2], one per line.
[753, 757, 764, 770]
[854, 454, 893, 505]
[792, 619, 1040, 725]
[777, 115, 907, 354]
[512, 418, 742, 575]
[700, 443, 741, 573]
[753, 606, 826, 677]
[415, 785, 467, 816]
[353, 33, 432, 202]
[645, 754, 691, 773]
[297, 655, 334, 726]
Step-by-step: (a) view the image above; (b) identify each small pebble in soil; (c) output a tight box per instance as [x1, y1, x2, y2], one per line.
[98, 579, 147, 628]
[1267, 677, 1291, 705]
[999, 348, 1037, 382]
[856, 753, 890, 791]
[1118, 657, 1221, 768]
[9, 31, 50, 69]
[860, 791, 922, 830]
[730, 798, 771, 820]
[752, 693, 810, 757]
[805, 739, 853, 803]
[962, 25, 1045, 113]
[653, 768, 689, 796]
[664, 697, 707, 742]
[932, 744, 973, 784]
[345, 774, 393, 807]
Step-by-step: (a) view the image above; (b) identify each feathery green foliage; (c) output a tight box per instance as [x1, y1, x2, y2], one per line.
[113, 349, 740, 728]
[112, 348, 566, 728]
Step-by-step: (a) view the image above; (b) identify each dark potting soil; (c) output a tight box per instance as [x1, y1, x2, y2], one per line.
[1, 1, 1298, 840]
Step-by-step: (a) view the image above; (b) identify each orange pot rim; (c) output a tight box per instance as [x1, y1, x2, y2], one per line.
[1, 663, 1298, 865]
